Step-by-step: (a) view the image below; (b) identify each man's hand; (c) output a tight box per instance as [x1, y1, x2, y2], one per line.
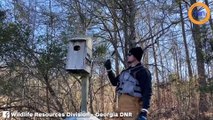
[137, 111, 147, 120]
[104, 59, 112, 70]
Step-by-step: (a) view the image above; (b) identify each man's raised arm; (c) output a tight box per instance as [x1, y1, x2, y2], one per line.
[104, 59, 119, 86]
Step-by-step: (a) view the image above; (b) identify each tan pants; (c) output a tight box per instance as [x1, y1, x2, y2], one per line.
[114, 94, 141, 120]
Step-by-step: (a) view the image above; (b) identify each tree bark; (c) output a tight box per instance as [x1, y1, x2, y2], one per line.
[89, 65, 94, 114]
[178, 1, 193, 79]
[204, 0, 213, 31]
[100, 67, 105, 114]
[190, 0, 208, 118]
[147, 9, 160, 119]
[153, 41, 161, 119]
[121, 0, 137, 67]
[44, 75, 64, 113]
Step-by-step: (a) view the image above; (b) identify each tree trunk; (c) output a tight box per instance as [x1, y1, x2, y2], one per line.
[147, 10, 160, 119]
[113, 7, 119, 114]
[100, 67, 105, 115]
[46, 85, 50, 113]
[204, 0, 213, 31]
[89, 64, 94, 114]
[44, 75, 64, 113]
[178, 1, 193, 79]
[190, 0, 208, 118]
[128, 0, 136, 48]
[153, 42, 161, 119]
[111, 0, 120, 76]
[122, 2, 129, 67]
[74, 0, 86, 35]
[121, 0, 137, 67]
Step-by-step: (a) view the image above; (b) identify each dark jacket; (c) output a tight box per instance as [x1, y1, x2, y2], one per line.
[107, 63, 152, 109]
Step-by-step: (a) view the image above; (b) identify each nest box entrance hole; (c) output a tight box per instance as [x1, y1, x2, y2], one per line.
[74, 45, 81, 51]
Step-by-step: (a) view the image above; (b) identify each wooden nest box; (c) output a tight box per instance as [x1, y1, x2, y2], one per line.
[65, 36, 92, 74]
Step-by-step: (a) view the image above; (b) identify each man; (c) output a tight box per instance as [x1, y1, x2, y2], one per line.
[104, 47, 152, 120]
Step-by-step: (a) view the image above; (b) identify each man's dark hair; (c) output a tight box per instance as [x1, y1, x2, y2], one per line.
[129, 47, 143, 61]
